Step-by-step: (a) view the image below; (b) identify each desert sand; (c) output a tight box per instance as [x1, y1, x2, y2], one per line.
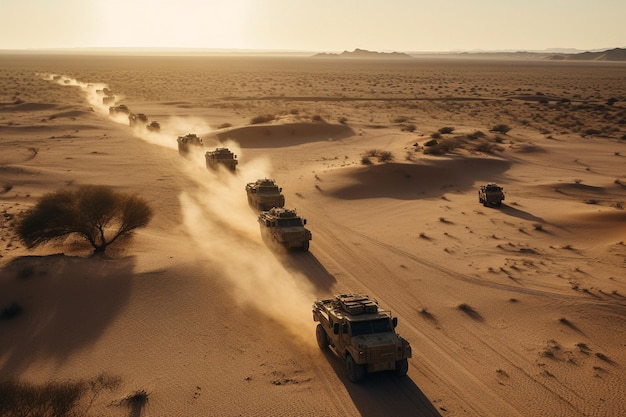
[1, 54, 625, 416]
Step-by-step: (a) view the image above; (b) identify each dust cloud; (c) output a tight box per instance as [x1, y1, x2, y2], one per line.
[45, 74, 318, 344]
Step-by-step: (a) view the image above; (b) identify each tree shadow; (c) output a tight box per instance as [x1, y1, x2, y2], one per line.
[321, 349, 442, 417]
[0, 254, 135, 377]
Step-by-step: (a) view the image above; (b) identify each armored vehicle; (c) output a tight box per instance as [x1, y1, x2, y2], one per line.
[128, 113, 148, 127]
[205, 147, 238, 171]
[146, 121, 161, 132]
[177, 133, 203, 156]
[478, 183, 505, 207]
[102, 95, 116, 105]
[313, 294, 412, 382]
[258, 207, 311, 251]
[109, 104, 130, 115]
[246, 178, 285, 211]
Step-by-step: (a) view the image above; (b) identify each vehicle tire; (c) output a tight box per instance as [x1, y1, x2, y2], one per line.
[301, 241, 310, 251]
[316, 324, 329, 350]
[346, 354, 366, 382]
[395, 358, 409, 376]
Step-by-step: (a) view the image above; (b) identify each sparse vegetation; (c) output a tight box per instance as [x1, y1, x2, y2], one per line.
[250, 114, 275, 124]
[16, 185, 153, 254]
[361, 149, 394, 163]
[490, 124, 512, 134]
[438, 126, 455, 134]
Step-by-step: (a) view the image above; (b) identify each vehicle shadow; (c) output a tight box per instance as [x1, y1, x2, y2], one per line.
[278, 250, 337, 293]
[498, 204, 545, 223]
[0, 254, 134, 377]
[322, 349, 443, 417]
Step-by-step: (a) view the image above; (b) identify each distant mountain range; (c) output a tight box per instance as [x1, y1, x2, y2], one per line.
[313, 48, 412, 59]
[313, 47, 626, 61]
[546, 47, 626, 61]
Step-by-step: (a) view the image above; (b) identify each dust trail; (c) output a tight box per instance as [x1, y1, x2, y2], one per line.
[44, 74, 318, 344]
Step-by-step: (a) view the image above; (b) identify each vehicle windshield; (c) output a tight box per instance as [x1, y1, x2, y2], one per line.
[276, 218, 303, 227]
[350, 318, 392, 336]
[258, 187, 280, 195]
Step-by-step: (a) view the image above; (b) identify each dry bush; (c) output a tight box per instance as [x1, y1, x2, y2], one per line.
[0, 379, 86, 417]
[438, 126, 455, 134]
[490, 124, 512, 134]
[250, 114, 275, 124]
[16, 185, 153, 254]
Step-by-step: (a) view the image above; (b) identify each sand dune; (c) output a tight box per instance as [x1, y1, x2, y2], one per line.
[0, 54, 625, 416]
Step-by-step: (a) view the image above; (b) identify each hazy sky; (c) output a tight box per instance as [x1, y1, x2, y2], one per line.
[1, 0, 624, 52]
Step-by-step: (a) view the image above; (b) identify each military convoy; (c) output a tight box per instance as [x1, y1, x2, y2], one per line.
[478, 183, 505, 207]
[205, 147, 238, 171]
[313, 294, 412, 382]
[258, 207, 312, 251]
[245, 178, 285, 211]
[177, 133, 204, 156]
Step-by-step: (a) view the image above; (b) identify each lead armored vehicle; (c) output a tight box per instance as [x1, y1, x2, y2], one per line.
[313, 294, 412, 382]
[246, 178, 285, 211]
[205, 147, 238, 171]
[258, 207, 311, 251]
[177, 133, 203, 156]
[478, 183, 505, 207]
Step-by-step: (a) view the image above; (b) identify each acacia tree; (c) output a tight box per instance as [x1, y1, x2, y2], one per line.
[17, 185, 153, 254]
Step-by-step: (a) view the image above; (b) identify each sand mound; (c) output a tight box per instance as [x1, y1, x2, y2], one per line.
[327, 157, 510, 200]
[0, 102, 60, 113]
[213, 122, 355, 148]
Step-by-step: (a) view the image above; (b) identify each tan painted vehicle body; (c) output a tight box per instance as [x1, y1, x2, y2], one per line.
[258, 207, 311, 251]
[177, 133, 203, 156]
[245, 178, 285, 211]
[313, 294, 412, 382]
[205, 147, 238, 171]
[478, 183, 505, 207]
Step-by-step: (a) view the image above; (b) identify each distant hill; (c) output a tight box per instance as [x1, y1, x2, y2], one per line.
[547, 48, 626, 61]
[313, 48, 412, 59]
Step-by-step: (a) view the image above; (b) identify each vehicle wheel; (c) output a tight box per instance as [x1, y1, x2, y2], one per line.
[497, 201, 502, 207]
[316, 324, 329, 350]
[301, 241, 310, 251]
[395, 358, 409, 376]
[346, 354, 366, 382]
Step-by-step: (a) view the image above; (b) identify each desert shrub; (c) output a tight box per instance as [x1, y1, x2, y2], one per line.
[250, 114, 275, 124]
[338, 116, 348, 124]
[490, 124, 512, 134]
[393, 116, 408, 123]
[0, 379, 86, 417]
[402, 124, 416, 132]
[311, 114, 325, 122]
[1, 302, 22, 319]
[473, 140, 504, 154]
[377, 151, 394, 162]
[16, 185, 153, 254]
[423, 138, 460, 155]
[361, 149, 394, 163]
[438, 126, 455, 134]
[423, 139, 438, 147]
[430, 132, 442, 139]
[2, 184, 13, 193]
[217, 122, 232, 129]
[467, 130, 486, 140]
[582, 128, 601, 136]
